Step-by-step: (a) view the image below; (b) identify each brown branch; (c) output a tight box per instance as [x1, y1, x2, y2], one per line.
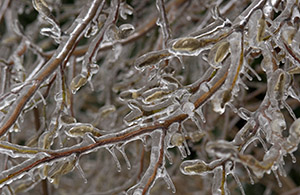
[0, 0, 10, 24]
[0, 0, 105, 137]
[0, 0, 188, 138]
[72, 0, 188, 56]
[0, 65, 228, 187]
[142, 130, 166, 195]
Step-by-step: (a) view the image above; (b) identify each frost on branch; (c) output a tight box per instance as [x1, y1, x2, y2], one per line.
[0, 0, 300, 194]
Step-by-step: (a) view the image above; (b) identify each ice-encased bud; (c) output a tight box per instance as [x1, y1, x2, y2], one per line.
[207, 41, 230, 68]
[206, 140, 237, 158]
[119, 90, 139, 101]
[144, 90, 168, 103]
[172, 37, 201, 52]
[270, 111, 286, 133]
[268, 69, 290, 108]
[60, 114, 77, 124]
[211, 89, 231, 114]
[48, 159, 76, 187]
[247, 9, 262, 46]
[180, 160, 211, 175]
[84, 22, 99, 38]
[98, 105, 116, 117]
[171, 133, 184, 146]
[182, 102, 195, 115]
[67, 124, 101, 137]
[134, 50, 171, 71]
[189, 131, 205, 142]
[70, 74, 87, 94]
[281, 26, 297, 45]
[256, 17, 266, 42]
[105, 24, 119, 42]
[289, 118, 300, 140]
[118, 24, 135, 39]
[124, 102, 143, 125]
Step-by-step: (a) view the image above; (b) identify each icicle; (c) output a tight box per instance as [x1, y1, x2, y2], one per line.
[28, 169, 36, 182]
[243, 165, 255, 185]
[243, 70, 253, 81]
[283, 101, 297, 121]
[140, 136, 148, 149]
[212, 166, 223, 195]
[289, 153, 296, 163]
[87, 78, 95, 92]
[233, 80, 243, 95]
[165, 150, 173, 165]
[272, 170, 282, 188]
[176, 55, 185, 69]
[191, 116, 202, 132]
[161, 169, 176, 193]
[195, 106, 206, 123]
[176, 146, 187, 159]
[256, 135, 268, 152]
[227, 102, 238, 113]
[228, 163, 246, 195]
[36, 90, 46, 105]
[245, 62, 261, 81]
[277, 159, 287, 177]
[106, 147, 121, 172]
[31, 98, 39, 109]
[75, 162, 87, 184]
[183, 139, 191, 156]
[117, 146, 131, 170]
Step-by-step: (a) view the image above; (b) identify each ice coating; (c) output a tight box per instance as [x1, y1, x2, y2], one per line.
[0, 0, 300, 194]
